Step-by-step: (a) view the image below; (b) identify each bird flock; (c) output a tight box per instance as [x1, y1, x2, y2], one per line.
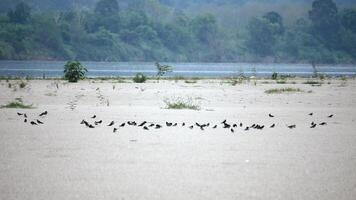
[17, 111, 48, 125]
[78, 112, 334, 133]
[16, 111, 334, 133]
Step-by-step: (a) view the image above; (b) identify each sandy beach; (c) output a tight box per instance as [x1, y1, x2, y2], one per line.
[1, 78, 356, 200]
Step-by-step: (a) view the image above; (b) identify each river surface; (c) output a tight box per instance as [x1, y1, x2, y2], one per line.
[0, 60, 355, 78]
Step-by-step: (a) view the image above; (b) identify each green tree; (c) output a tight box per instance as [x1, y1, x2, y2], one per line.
[156, 62, 172, 81]
[340, 8, 356, 33]
[263, 11, 284, 34]
[95, 0, 119, 16]
[7, 2, 31, 24]
[309, 0, 340, 40]
[245, 17, 276, 57]
[64, 61, 88, 82]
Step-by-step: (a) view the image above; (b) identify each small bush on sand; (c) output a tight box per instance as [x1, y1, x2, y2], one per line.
[271, 72, 278, 80]
[64, 61, 87, 83]
[1, 98, 34, 109]
[133, 73, 147, 83]
[164, 97, 200, 110]
[156, 62, 172, 81]
[19, 81, 26, 88]
[185, 80, 197, 84]
[265, 88, 303, 94]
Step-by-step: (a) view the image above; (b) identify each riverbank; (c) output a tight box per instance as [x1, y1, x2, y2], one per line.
[1, 78, 356, 199]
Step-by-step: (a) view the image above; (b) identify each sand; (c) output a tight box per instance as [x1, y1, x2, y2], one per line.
[0, 78, 356, 200]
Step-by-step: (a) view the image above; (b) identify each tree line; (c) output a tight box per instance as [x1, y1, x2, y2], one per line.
[0, 0, 355, 64]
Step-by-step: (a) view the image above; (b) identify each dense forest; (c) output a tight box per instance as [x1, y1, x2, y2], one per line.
[0, 0, 355, 63]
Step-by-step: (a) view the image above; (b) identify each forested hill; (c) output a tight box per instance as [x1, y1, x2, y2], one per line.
[0, 0, 356, 63]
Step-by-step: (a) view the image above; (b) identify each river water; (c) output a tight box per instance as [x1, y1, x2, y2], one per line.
[0, 60, 355, 78]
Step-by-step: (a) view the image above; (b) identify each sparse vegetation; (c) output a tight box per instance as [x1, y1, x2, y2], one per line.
[19, 81, 26, 88]
[185, 80, 197, 84]
[164, 97, 200, 110]
[1, 98, 34, 109]
[271, 72, 278, 80]
[276, 79, 287, 84]
[156, 62, 173, 81]
[133, 73, 147, 83]
[303, 80, 323, 85]
[64, 61, 87, 83]
[265, 87, 303, 94]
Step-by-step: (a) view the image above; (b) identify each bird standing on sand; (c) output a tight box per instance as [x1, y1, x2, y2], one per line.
[270, 124, 275, 128]
[310, 124, 317, 128]
[91, 115, 96, 119]
[309, 113, 313, 116]
[230, 129, 234, 133]
[245, 127, 249, 131]
[182, 123, 185, 126]
[107, 121, 114, 126]
[39, 111, 48, 117]
[288, 125, 296, 129]
[328, 114, 334, 118]
[319, 122, 327, 126]
[166, 122, 172, 127]
[24, 119, 27, 123]
[138, 121, 147, 127]
[155, 124, 162, 129]
[269, 114, 274, 118]
[212, 125, 217, 129]
[36, 120, 44, 124]
[30, 121, 37, 125]
[120, 123, 125, 127]
[189, 125, 194, 129]
[143, 126, 149, 130]
[17, 112, 23, 116]
[113, 128, 118, 133]
[94, 120, 102, 125]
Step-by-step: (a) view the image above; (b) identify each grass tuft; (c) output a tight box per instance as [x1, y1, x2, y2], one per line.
[164, 97, 200, 110]
[265, 87, 303, 94]
[1, 101, 34, 109]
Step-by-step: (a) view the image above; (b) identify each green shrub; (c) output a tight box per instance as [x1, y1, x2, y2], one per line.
[164, 97, 200, 110]
[1, 98, 34, 109]
[265, 88, 303, 94]
[133, 73, 147, 83]
[64, 61, 87, 83]
[19, 81, 26, 88]
[271, 72, 278, 80]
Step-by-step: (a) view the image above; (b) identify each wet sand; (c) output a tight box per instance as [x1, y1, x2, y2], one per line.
[1, 78, 356, 200]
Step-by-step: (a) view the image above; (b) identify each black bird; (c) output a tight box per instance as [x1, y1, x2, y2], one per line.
[200, 126, 204, 131]
[270, 124, 275, 128]
[80, 120, 85, 124]
[259, 125, 265, 130]
[189, 125, 194, 129]
[24, 119, 27, 123]
[36, 120, 44, 124]
[223, 123, 231, 129]
[319, 122, 327, 126]
[120, 123, 126, 127]
[155, 124, 162, 129]
[24, 114, 27, 118]
[311, 121, 316, 126]
[269, 114, 274, 118]
[95, 120, 102, 125]
[221, 119, 227, 124]
[212, 125, 217, 129]
[251, 124, 256, 128]
[91, 115, 96, 119]
[30, 121, 37, 125]
[195, 122, 201, 127]
[230, 128, 234, 133]
[244, 127, 249, 131]
[149, 123, 155, 127]
[233, 124, 237, 128]
[182, 122, 185, 126]
[288, 125, 296, 129]
[328, 114, 334, 118]
[240, 123, 243, 127]
[143, 126, 149, 130]
[107, 121, 115, 126]
[88, 124, 95, 128]
[39, 111, 48, 117]
[310, 124, 317, 128]
[309, 113, 313, 116]
[173, 123, 178, 126]
[17, 112, 23, 116]
[138, 121, 147, 127]
[113, 128, 118, 133]
[166, 122, 172, 127]
[206, 123, 210, 127]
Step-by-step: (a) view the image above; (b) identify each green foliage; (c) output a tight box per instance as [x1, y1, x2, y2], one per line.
[164, 97, 200, 110]
[265, 88, 303, 94]
[156, 62, 172, 79]
[63, 61, 87, 82]
[0, 0, 355, 63]
[271, 72, 278, 80]
[7, 2, 31, 24]
[132, 73, 147, 83]
[1, 98, 33, 109]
